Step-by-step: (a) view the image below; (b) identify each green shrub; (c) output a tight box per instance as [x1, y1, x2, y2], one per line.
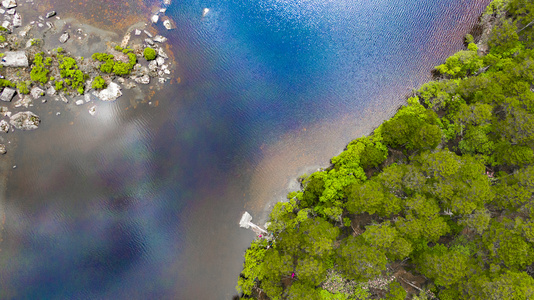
[16, 81, 30, 94]
[143, 47, 157, 60]
[55, 81, 63, 90]
[57, 55, 88, 94]
[30, 52, 50, 84]
[0, 79, 14, 88]
[92, 76, 107, 89]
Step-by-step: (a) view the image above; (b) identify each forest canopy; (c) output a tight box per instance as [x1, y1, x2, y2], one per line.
[237, 0, 534, 299]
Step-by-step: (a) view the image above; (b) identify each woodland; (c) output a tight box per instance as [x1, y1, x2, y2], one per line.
[237, 0, 534, 299]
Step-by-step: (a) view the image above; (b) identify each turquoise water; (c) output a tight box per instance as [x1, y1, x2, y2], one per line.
[0, 0, 490, 299]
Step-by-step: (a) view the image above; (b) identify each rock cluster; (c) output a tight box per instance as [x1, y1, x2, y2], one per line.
[9, 111, 39, 130]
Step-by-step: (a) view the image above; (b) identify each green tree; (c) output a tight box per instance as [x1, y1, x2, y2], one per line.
[295, 256, 327, 285]
[465, 271, 534, 300]
[416, 244, 472, 287]
[384, 281, 407, 300]
[483, 219, 534, 270]
[285, 281, 320, 300]
[335, 236, 387, 281]
[459, 208, 491, 234]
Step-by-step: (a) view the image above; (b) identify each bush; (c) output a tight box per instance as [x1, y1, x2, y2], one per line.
[30, 52, 50, 84]
[143, 47, 157, 60]
[92, 76, 107, 89]
[17, 81, 30, 94]
[58, 55, 88, 94]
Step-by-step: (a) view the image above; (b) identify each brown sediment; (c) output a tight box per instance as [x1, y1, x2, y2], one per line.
[37, 0, 151, 33]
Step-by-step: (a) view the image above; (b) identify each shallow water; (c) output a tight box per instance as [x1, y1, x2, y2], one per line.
[0, 0, 490, 298]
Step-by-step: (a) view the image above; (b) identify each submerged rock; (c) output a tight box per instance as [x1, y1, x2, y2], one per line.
[1, 51, 28, 67]
[153, 35, 167, 43]
[9, 111, 40, 130]
[163, 19, 173, 30]
[0, 119, 9, 132]
[14, 96, 32, 108]
[135, 74, 150, 85]
[0, 143, 5, 154]
[0, 87, 16, 102]
[59, 32, 69, 43]
[151, 14, 159, 24]
[97, 82, 122, 101]
[89, 105, 96, 116]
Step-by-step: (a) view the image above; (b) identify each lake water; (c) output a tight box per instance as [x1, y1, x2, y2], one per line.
[0, 0, 490, 298]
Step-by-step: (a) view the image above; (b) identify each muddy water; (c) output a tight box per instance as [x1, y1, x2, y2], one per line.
[0, 0, 491, 298]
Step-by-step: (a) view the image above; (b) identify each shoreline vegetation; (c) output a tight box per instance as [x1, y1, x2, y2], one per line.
[0, 0, 175, 155]
[237, 0, 534, 299]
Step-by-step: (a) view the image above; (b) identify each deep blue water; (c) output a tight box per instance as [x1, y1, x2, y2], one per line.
[1, 0, 489, 299]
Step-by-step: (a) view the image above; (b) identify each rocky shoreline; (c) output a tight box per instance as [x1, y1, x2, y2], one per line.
[0, 0, 176, 155]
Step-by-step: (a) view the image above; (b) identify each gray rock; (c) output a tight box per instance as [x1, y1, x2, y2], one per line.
[144, 38, 154, 46]
[153, 35, 167, 43]
[0, 119, 9, 132]
[0, 8, 5, 14]
[134, 29, 141, 36]
[151, 14, 159, 24]
[88, 105, 96, 116]
[12, 12, 19, 27]
[0, 105, 8, 115]
[59, 32, 69, 43]
[135, 74, 150, 85]
[164, 0, 171, 5]
[97, 82, 122, 101]
[0, 143, 5, 154]
[30, 86, 44, 99]
[1, 20, 11, 32]
[148, 60, 158, 72]
[1, 51, 28, 67]
[9, 111, 40, 130]
[157, 47, 168, 58]
[1, 0, 16, 9]
[0, 87, 15, 102]
[75, 99, 84, 105]
[156, 56, 165, 66]
[46, 86, 56, 96]
[6, 8, 14, 14]
[45, 10, 56, 18]
[59, 93, 68, 103]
